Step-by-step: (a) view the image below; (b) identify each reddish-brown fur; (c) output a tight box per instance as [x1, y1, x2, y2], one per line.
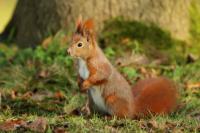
[68, 17, 178, 118]
[132, 77, 178, 117]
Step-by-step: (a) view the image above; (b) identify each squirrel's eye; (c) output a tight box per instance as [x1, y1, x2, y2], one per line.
[77, 43, 83, 47]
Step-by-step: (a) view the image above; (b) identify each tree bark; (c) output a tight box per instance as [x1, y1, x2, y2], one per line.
[8, 0, 191, 47]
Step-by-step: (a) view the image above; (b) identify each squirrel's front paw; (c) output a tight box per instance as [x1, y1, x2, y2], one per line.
[81, 80, 91, 92]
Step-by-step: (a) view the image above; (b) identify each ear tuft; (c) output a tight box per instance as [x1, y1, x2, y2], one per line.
[83, 19, 94, 31]
[76, 15, 83, 34]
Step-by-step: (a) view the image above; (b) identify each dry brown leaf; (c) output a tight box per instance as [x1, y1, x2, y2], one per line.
[0, 118, 48, 132]
[11, 90, 18, 99]
[186, 82, 200, 89]
[25, 117, 47, 133]
[139, 67, 150, 78]
[30, 91, 54, 101]
[0, 119, 26, 131]
[54, 91, 65, 99]
[139, 67, 158, 78]
[140, 67, 147, 74]
[21, 91, 33, 99]
[149, 68, 158, 77]
[54, 127, 67, 133]
[38, 69, 50, 78]
[21, 90, 53, 101]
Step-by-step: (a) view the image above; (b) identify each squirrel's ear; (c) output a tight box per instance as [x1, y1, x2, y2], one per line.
[83, 19, 95, 42]
[83, 19, 94, 31]
[76, 15, 83, 34]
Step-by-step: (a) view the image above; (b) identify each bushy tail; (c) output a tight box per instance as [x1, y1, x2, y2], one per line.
[132, 77, 178, 117]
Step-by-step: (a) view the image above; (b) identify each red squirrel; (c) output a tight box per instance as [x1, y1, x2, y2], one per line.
[67, 17, 178, 118]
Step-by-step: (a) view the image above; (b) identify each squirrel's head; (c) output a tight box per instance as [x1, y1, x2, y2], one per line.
[67, 16, 96, 59]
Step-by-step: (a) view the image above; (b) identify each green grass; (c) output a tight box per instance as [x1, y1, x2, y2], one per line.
[0, 22, 200, 132]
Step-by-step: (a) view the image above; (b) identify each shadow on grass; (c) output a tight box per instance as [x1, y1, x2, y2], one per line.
[101, 18, 183, 49]
[100, 18, 186, 63]
[2, 97, 65, 116]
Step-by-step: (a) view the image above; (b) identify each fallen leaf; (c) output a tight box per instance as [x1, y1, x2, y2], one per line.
[139, 67, 158, 78]
[0, 119, 26, 131]
[21, 91, 33, 99]
[140, 67, 148, 75]
[11, 90, 18, 99]
[30, 91, 54, 101]
[0, 118, 48, 132]
[186, 82, 200, 89]
[54, 91, 65, 100]
[25, 117, 47, 133]
[38, 69, 50, 78]
[54, 127, 67, 133]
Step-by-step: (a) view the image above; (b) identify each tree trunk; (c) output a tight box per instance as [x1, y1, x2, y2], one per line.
[9, 0, 191, 47]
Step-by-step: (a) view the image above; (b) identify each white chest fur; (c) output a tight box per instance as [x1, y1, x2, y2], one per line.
[78, 59, 89, 80]
[78, 59, 109, 114]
